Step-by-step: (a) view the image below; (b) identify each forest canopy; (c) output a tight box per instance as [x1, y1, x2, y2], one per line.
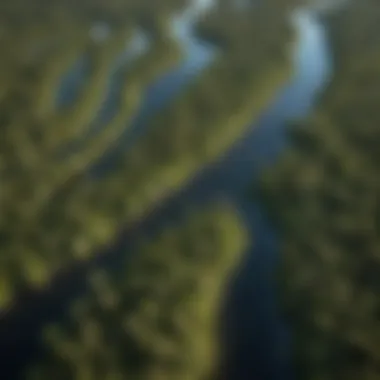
[27, 202, 248, 380]
[257, 0, 380, 379]
[0, 0, 297, 308]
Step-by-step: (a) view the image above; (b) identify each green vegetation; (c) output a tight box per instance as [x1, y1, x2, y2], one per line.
[0, 0, 297, 308]
[0, 1, 186, 307]
[50, 0, 296, 268]
[196, 0, 297, 49]
[27, 202, 248, 380]
[257, 0, 380, 379]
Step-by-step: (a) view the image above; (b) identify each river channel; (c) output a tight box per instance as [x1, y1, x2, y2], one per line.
[0, 3, 331, 379]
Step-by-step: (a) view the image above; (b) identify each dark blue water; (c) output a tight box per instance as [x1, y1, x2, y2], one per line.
[108, 9, 332, 380]
[91, 6, 217, 175]
[55, 29, 150, 159]
[93, 8, 332, 380]
[55, 56, 88, 108]
[0, 6, 331, 380]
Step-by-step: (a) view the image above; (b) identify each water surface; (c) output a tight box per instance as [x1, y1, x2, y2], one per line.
[116, 8, 332, 380]
[0, 6, 331, 380]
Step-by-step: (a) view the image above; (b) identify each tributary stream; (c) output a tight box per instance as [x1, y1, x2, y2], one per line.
[0, 3, 331, 379]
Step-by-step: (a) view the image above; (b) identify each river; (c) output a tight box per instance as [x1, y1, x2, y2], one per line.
[0, 4, 331, 380]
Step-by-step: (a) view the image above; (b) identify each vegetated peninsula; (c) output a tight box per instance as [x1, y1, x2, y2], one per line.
[0, 0, 299, 308]
[257, 0, 380, 379]
[0, 0, 189, 308]
[27, 202, 248, 380]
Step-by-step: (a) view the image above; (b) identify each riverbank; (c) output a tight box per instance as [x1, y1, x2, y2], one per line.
[27, 202, 248, 380]
[0, 2, 187, 309]
[1, 0, 296, 309]
[0, 3, 331, 380]
[258, 0, 380, 378]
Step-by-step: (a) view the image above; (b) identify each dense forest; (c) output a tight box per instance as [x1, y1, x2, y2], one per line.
[4, 0, 377, 379]
[258, 0, 380, 379]
[27, 202, 248, 380]
[0, 0, 297, 308]
[0, 0, 186, 307]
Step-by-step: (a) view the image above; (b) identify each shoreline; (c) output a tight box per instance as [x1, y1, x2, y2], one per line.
[1, 58, 294, 319]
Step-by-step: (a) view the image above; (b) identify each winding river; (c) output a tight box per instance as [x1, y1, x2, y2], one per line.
[0, 4, 331, 380]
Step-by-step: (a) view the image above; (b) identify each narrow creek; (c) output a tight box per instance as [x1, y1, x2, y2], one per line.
[0, 4, 331, 380]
